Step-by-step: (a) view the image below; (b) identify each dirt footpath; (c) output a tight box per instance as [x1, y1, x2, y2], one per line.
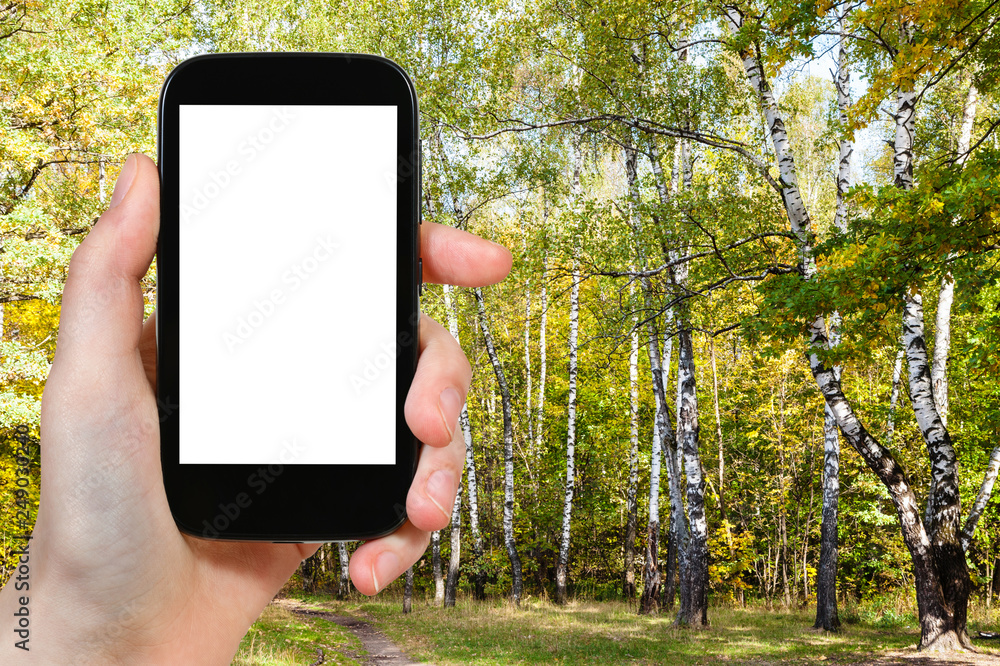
[277, 599, 429, 665]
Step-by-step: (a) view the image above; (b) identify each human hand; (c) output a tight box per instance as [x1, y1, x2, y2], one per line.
[0, 153, 511, 664]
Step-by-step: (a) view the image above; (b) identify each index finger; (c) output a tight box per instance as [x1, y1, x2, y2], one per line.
[421, 222, 512, 287]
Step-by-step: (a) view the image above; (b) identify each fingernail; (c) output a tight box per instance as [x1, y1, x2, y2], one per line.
[426, 469, 456, 519]
[109, 155, 138, 209]
[438, 388, 462, 441]
[372, 551, 400, 593]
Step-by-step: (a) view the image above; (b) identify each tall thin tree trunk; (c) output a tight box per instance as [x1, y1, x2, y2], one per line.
[556, 140, 584, 606]
[445, 484, 462, 607]
[780, 513, 791, 608]
[641, 139, 689, 615]
[338, 542, 350, 599]
[463, 401, 485, 600]
[815, 400, 841, 631]
[536, 250, 548, 453]
[660, 310, 683, 612]
[432, 530, 444, 605]
[961, 446, 1000, 551]
[669, 115, 709, 627]
[648, 139, 686, 613]
[932, 81, 977, 426]
[556, 265, 579, 605]
[815, 17, 851, 632]
[524, 280, 533, 446]
[403, 566, 414, 614]
[903, 292, 972, 648]
[444, 285, 483, 599]
[675, 326, 709, 626]
[475, 288, 523, 605]
[888, 343, 905, 446]
[624, 307, 640, 600]
[441, 288, 464, 607]
[640, 314, 664, 615]
[891, 27, 973, 643]
[932, 279, 953, 426]
[710, 341, 729, 540]
[624, 142, 663, 614]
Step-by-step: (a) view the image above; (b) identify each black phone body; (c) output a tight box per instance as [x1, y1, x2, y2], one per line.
[157, 53, 420, 542]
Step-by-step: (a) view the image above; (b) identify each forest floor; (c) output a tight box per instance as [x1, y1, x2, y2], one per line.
[234, 593, 1000, 665]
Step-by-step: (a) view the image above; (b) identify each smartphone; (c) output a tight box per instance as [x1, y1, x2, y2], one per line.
[156, 53, 421, 541]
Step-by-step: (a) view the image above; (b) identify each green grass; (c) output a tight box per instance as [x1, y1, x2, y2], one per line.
[248, 591, 1000, 665]
[233, 601, 362, 665]
[303, 592, 1000, 665]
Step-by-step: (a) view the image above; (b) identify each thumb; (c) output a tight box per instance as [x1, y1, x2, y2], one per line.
[55, 153, 159, 362]
[39, 152, 166, 537]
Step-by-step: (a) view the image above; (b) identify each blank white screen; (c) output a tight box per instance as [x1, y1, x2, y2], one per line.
[178, 105, 397, 465]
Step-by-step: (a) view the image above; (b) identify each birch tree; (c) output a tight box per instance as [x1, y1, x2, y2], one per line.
[815, 11, 853, 633]
[431, 531, 444, 605]
[725, 2, 1000, 649]
[623, 298, 641, 600]
[337, 542, 351, 599]
[556, 140, 583, 605]
[475, 287, 524, 605]
[668, 94, 710, 626]
[444, 283, 485, 601]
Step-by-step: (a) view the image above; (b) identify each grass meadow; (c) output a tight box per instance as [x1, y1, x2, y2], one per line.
[234, 591, 1000, 664]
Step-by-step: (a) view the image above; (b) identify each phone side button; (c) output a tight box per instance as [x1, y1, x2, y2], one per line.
[418, 257, 423, 296]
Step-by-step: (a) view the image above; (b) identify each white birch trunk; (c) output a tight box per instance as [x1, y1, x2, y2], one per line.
[556, 139, 584, 605]
[661, 309, 683, 610]
[961, 446, 1000, 551]
[893, 33, 972, 641]
[931, 283, 953, 428]
[932, 82, 977, 426]
[445, 483, 462, 607]
[903, 294, 967, 547]
[624, 300, 640, 600]
[444, 284, 484, 599]
[724, 8, 815, 272]
[888, 343, 905, 445]
[432, 530, 444, 605]
[675, 327, 709, 626]
[536, 250, 548, 453]
[832, 38, 853, 234]
[641, 308, 664, 614]
[462, 401, 483, 599]
[624, 142, 667, 613]
[670, 131, 709, 626]
[524, 281, 533, 446]
[556, 266, 579, 605]
[816, 22, 851, 631]
[475, 288, 523, 604]
[644, 139, 687, 611]
[403, 566, 414, 614]
[338, 542, 350, 599]
[711, 342, 725, 527]
[816, 400, 841, 631]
